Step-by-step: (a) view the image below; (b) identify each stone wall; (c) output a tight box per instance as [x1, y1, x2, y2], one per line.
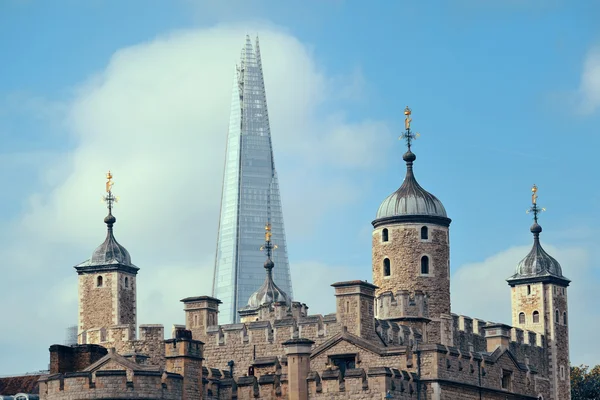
[78, 273, 116, 336]
[201, 314, 342, 375]
[39, 370, 183, 400]
[117, 272, 137, 333]
[372, 223, 450, 319]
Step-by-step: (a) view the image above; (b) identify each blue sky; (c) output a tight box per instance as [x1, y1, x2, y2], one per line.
[0, 0, 598, 374]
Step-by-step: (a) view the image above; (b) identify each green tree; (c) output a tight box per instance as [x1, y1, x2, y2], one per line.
[571, 365, 600, 400]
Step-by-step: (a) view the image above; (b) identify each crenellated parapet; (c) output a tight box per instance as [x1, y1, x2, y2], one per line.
[375, 289, 428, 320]
[39, 370, 183, 400]
[79, 324, 166, 366]
[306, 367, 418, 399]
[375, 319, 422, 347]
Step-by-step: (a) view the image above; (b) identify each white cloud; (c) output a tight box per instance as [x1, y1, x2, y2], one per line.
[578, 46, 600, 114]
[452, 239, 600, 367]
[0, 25, 390, 374]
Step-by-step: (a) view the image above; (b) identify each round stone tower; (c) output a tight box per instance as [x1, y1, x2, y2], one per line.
[372, 107, 451, 321]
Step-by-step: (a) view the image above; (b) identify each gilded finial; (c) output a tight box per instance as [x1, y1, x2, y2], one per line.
[526, 184, 546, 223]
[102, 170, 119, 213]
[260, 222, 278, 257]
[399, 106, 420, 151]
[404, 106, 412, 130]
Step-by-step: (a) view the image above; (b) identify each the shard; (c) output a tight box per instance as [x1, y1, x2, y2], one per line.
[212, 36, 293, 324]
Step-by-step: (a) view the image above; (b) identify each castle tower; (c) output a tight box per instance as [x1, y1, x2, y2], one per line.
[74, 171, 139, 344]
[507, 185, 571, 400]
[372, 107, 452, 324]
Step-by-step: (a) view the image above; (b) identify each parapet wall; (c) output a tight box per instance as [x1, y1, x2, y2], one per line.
[218, 367, 418, 400]
[39, 370, 183, 400]
[202, 313, 342, 375]
[444, 313, 547, 374]
[79, 324, 166, 366]
[376, 290, 427, 320]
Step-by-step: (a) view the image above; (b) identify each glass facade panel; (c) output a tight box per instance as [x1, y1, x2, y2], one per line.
[212, 36, 293, 324]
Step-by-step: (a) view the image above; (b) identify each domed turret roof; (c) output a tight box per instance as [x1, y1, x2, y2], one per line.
[75, 212, 137, 271]
[507, 222, 568, 285]
[246, 258, 291, 308]
[376, 150, 448, 220]
[507, 186, 569, 286]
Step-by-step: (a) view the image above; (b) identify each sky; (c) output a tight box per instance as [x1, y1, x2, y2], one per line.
[0, 0, 598, 375]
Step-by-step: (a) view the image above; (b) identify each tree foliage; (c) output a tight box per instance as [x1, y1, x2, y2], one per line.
[571, 365, 600, 400]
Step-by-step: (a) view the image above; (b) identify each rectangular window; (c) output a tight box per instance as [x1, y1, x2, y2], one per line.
[329, 354, 356, 378]
[560, 365, 565, 380]
[501, 370, 512, 390]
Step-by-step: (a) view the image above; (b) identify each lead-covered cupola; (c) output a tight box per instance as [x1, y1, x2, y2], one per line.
[507, 185, 570, 286]
[373, 106, 451, 228]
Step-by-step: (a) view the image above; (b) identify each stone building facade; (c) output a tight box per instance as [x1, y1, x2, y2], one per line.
[34, 109, 570, 399]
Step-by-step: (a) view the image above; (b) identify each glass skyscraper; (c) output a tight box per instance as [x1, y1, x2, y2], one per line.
[212, 36, 293, 324]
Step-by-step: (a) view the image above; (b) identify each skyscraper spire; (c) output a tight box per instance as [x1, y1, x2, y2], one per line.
[213, 37, 293, 324]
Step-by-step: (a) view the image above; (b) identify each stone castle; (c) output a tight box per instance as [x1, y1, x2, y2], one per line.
[34, 108, 570, 400]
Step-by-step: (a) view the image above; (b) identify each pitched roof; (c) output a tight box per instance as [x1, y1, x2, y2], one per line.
[0, 375, 41, 395]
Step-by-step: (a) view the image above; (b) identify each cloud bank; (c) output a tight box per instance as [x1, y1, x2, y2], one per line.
[0, 25, 391, 374]
[578, 46, 600, 114]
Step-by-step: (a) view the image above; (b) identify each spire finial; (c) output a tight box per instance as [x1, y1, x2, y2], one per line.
[399, 106, 421, 152]
[102, 170, 119, 226]
[260, 223, 278, 261]
[526, 184, 546, 224]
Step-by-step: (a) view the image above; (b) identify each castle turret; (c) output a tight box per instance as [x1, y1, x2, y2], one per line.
[238, 222, 291, 323]
[507, 185, 571, 400]
[75, 171, 138, 344]
[372, 107, 451, 325]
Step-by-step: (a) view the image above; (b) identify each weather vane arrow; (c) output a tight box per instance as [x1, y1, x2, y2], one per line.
[399, 106, 420, 150]
[526, 184, 546, 223]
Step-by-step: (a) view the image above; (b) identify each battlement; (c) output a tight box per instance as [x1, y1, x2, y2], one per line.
[375, 319, 422, 347]
[39, 370, 183, 400]
[448, 313, 544, 351]
[204, 313, 341, 348]
[79, 324, 166, 366]
[375, 290, 427, 320]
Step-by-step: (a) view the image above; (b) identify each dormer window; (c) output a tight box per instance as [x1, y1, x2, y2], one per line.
[96, 276, 103, 287]
[420, 226, 428, 240]
[420, 256, 430, 275]
[382, 228, 389, 242]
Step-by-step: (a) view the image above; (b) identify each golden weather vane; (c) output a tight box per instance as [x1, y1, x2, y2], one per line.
[404, 106, 412, 130]
[526, 184, 546, 223]
[399, 106, 420, 150]
[260, 223, 278, 255]
[102, 170, 119, 212]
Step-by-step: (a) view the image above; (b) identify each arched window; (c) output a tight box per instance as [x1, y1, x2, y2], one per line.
[421, 256, 429, 274]
[555, 309, 559, 323]
[532, 311, 539, 323]
[383, 258, 391, 277]
[519, 312, 525, 324]
[124, 277, 129, 288]
[96, 276, 103, 287]
[421, 226, 428, 240]
[382, 228, 389, 242]
[563, 312, 567, 326]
